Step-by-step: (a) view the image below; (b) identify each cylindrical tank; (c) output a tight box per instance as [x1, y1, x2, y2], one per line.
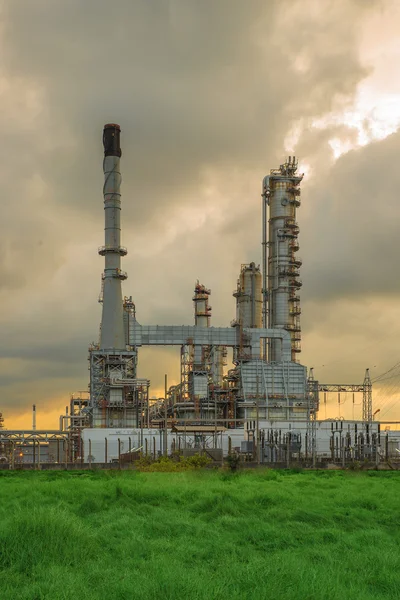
[264, 157, 303, 361]
[193, 282, 211, 328]
[210, 346, 226, 387]
[235, 263, 262, 329]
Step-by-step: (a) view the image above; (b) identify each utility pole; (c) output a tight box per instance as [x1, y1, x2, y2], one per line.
[256, 374, 260, 465]
[307, 368, 317, 468]
[164, 374, 168, 456]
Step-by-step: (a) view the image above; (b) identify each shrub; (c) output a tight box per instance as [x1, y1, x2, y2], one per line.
[348, 461, 361, 471]
[135, 453, 212, 472]
[225, 453, 240, 472]
[183, 453, 212, 469]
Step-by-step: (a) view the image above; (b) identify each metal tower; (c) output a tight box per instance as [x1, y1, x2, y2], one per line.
[306, 367, 318, 464]
[362, 368, 372, 422]
[262, 157, 303, 361]
[99, 124, 127, 349]
[88, 124, 149, 428]
[191, 282, 211, 415]
[180, 281, 211, 403]
[233, 263, 262, 361]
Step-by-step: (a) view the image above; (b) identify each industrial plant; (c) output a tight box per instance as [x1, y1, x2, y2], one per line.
[1, 123, 399, 468]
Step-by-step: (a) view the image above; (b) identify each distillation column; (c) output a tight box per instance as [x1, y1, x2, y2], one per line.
[262, 157, 303, 362]
[191, 282, 211, 414]
[193, 281, 211, 367]
[99, 123, 128, 349]
[179, 282, 211, 418]
[233, 263, 263, 361]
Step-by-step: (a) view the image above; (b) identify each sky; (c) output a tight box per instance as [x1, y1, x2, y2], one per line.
[1, 0, 400, 429]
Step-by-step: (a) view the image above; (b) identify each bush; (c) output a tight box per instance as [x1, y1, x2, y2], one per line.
[136, 453, 212, 472]
[136, 455, 153, 469]
[348, 461, 361, 471]
[183, 453, 212, 469]
[225, 453, 240, 472]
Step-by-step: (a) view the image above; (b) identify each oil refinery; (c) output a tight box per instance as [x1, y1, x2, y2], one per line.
[1, 123, 399, 467]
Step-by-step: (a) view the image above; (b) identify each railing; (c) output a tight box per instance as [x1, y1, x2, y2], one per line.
[285, 323, 301, 332]
[289, 256, 302, 268]
[285, 218, 298, 228]
[98, 246, 128, 256]
[290, 279, 302, 288]
[279, 267, 300, 278]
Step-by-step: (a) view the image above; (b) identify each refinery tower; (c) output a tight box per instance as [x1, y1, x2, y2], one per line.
[89, 124, 149, 428]
[262, 157, 303, 362]
[99, 124, 127, 349]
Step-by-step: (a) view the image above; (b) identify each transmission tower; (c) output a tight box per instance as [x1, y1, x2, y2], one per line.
[362, 368, 372, 422]
[307, 368, 317, 465]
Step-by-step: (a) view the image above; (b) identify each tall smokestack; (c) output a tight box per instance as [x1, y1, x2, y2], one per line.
[32, 404, 36, 431]
[99, 124, 127, 349]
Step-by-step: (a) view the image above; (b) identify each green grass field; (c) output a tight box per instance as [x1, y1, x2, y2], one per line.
[0, 469, 399, 600]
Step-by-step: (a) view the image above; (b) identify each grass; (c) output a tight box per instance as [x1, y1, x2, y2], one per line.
[0, 469, 399, 599]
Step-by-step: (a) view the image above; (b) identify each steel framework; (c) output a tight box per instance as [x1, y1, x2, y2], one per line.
[180, 343, 193, 401]
[362, 368, 373, 422]
[89, 349, 149, 428]
[306, 368, 318, 463]
[318, 374, 372, 422]
[0, 430, 68, 442]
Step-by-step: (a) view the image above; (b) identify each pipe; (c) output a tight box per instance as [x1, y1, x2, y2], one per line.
[262, 176, 270, 360]
[251, 263, 256, 328]
[245, 328, 292, 362]
[130, 323, 292, 361]
[164, 374, 168, 456]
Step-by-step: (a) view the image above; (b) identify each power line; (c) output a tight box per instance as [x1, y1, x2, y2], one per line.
[373, 373, 400, 414]
[372, 361, 400, 383]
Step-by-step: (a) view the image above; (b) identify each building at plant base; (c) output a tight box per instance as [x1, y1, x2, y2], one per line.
[57, 123, 392, 464]
[81, 419, 391, 465]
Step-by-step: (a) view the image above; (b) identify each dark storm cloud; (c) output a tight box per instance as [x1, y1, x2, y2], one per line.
[0, 0, 381, 420]
[1, 0, 370, 223]
[301, 130, 400, 304]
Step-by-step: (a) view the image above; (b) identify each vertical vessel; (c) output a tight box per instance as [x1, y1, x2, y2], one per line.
[99, 124, 127, 350]
[88, 124, 149, 428]
[262, 157, 303, 362]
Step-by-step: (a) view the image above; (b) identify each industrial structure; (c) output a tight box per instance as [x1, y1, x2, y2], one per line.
[70, 125, 376, 458]
[89, 124, 149, 430]
[2, 122, 398, 468]
[76, 124, 318, 438]
[93, 129, 311, 429]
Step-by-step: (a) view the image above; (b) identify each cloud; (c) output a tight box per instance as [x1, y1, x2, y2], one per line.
[301, 130, 400, 305]
[0, 0, 389, 424]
